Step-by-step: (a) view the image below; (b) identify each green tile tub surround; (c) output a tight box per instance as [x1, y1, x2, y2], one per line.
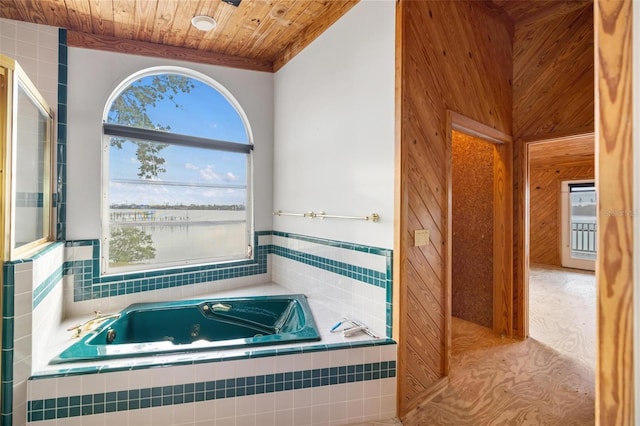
[36, 337, 396, 379]
[27, 359, 397, 422]
[65, 231, 393, 304]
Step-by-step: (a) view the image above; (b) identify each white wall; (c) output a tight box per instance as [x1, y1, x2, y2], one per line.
[273, 0, 395, 249]
[66, 48, 274, 239]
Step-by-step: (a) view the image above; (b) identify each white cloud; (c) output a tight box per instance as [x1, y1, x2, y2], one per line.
[225, 172, 238, 181]
[202, 189, 223, 198]
[185, 163, 199, 170]
[200, 165, 222, 182]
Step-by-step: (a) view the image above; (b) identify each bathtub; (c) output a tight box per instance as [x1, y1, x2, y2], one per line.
[51, 294, 320, 364]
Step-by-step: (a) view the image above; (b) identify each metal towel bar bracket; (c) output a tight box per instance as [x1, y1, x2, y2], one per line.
[273, 210, 379, 223]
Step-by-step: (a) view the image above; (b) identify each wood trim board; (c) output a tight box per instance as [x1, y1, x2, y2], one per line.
[67, 30, 274, 72]
[595, 0, 634, 423]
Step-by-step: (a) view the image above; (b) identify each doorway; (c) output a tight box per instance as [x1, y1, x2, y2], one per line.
[524, 134, 595, 370]
[523, 133, 595, 329]
[451, 131, 498, 330]
[446, 111, 513, 350]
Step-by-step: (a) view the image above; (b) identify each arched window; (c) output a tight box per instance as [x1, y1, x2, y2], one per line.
[102, 67, 253, 274]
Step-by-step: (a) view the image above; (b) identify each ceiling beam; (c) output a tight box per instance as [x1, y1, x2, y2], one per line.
[67, 30, 274, 73]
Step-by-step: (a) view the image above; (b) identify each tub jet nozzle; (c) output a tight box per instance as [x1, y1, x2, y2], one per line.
[211, 303, 232, 312]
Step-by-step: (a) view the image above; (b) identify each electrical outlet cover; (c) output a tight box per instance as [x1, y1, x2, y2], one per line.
[414, 229, 430, 247]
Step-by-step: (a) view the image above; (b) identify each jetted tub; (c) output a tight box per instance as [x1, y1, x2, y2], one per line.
[51, 294, 320, 364]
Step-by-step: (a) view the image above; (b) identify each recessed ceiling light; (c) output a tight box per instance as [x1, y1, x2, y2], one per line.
[191, 16, 217, 31]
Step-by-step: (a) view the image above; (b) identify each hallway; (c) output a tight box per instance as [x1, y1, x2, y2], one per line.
[402, 266, 595, 425]
[529, 265, 595, 371]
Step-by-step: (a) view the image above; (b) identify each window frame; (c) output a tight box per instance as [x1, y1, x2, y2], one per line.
[560, 179, 596, 271]
[101, 66, 255, 275]
[1, 55, 55, 261]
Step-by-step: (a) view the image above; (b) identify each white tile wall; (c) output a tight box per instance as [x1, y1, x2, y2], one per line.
[27, 344, 397, 425]
[272, 255, 387, 337]
[0, 18, 58, 115]
[32, 245, 64, 371]
[271, 235, 387, 273]
[6, 243, 64, 425]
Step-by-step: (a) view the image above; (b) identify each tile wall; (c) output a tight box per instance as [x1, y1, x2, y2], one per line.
[18, 231, 394, 424]
[62, 235, 270, 318]
[61, 232, 392, 340]
[28, 343, 396, 425]
[2, 243, 64, 426]
[270, 232, 392, 338]
[0, 18, 59, 112]
[0, 19, 62, 425]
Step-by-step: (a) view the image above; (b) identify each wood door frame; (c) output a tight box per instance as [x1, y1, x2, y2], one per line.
[446, 111, 513, 363]
[516, 131, 594, 339]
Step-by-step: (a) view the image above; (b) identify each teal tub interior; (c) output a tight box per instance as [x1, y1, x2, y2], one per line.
[51, 294, 321, 364]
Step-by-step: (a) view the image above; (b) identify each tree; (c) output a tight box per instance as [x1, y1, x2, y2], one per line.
[108, 74, 196, 179]
[109, 227, 156, 264]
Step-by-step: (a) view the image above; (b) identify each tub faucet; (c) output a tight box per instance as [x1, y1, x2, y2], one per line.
[67, 311, 120, 338]
[329, 317, 379, 339]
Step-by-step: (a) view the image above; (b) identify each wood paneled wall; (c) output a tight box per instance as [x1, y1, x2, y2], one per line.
[395, 0, 512, 416]
[452, 131, 494, 328]
[595, 0, 634, 423]
[512, 3, 594, 337]
[529, 163, 594, 266]
[513, 4, 594, 140]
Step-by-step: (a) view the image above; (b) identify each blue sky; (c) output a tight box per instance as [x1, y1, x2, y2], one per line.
[108, 75, 249, 207]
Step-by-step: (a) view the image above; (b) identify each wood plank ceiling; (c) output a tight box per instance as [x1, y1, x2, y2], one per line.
[529, 134, 595, 169]
[490, 0, 591, 26]
[0, 0, 359, 72]
[0, 0, 593, 72]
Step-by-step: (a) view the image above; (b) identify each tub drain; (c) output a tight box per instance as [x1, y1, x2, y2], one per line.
[190, 324, 201, 338]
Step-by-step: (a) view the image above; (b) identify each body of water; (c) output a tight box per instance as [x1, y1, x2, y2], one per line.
[571, 215, 596, 224]
[110, 209, 248, 267]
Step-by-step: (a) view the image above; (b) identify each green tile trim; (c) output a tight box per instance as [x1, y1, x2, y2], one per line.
[267, 231, 393, 335]
[270, 244, 387, 288]
[65, 235, 267, 302]
[1, 264, 15, 421]
[269, 230, 392, 256]
[56, 27, 67, 240]
[3, 242, 65, 310]
[64, 232, 392, 301]
[32, 265, 63, 309]
[28, 359, 396, 422]
[29, 241, 65, 260]
[30, 338, 396, 379]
